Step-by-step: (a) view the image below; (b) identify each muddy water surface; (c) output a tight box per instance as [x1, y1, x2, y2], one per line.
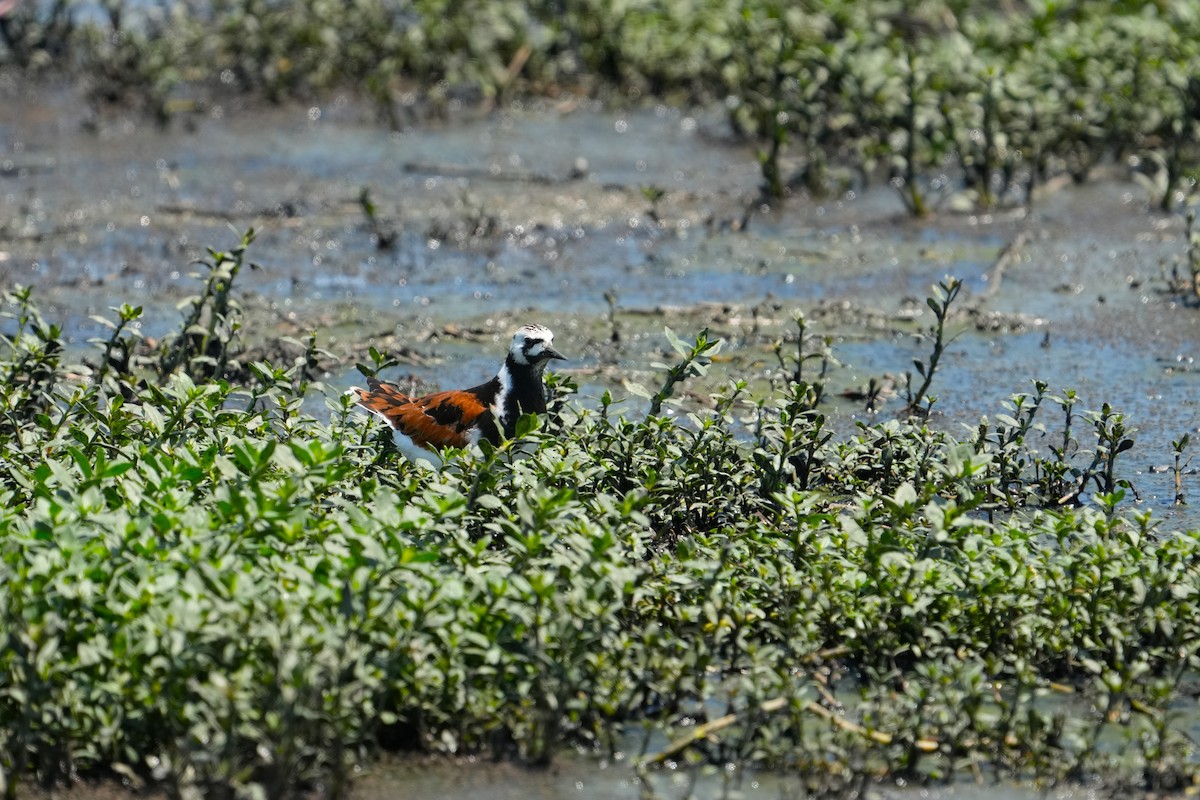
[4, 82, 1200, 799]
[350, 752, 1102, 800]
[6, 83, 1197, 522]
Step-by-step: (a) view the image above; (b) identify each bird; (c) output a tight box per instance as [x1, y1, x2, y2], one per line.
[350, 324, 565, 460]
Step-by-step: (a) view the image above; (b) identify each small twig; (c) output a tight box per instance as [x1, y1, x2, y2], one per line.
[638, 695, 939, 768]
[801, 701, 937, 750]
[401, 161, 562, 184]
[639, 698, 787, 766]
[975, 230, 1030, 305]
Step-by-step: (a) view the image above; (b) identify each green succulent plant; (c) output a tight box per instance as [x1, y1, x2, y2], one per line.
[2, 233, 1199, 798]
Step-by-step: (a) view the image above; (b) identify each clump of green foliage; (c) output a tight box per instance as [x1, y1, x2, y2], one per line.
[2, 235, 1200, 799]
[6, 1, 1199, 211]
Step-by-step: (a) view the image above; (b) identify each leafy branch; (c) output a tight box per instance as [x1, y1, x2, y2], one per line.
[905, 277, 962, 416]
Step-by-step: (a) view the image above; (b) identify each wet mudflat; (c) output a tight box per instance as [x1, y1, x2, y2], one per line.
[347, 752, 1107, 800]
[15, 755, 1113, 800]
[4, 82, 1197, 525]
[4, 82, 1200, 800]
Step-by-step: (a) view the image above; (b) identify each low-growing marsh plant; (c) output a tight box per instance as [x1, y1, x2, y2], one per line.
[156, 228, 258, 382]
[0, 286, 67, 424]
[358, 187, 397, 251]
[8, 0, 1200, 216]
[640, 185, 666, 225]
[87, 302, 143, 389]
[0, 0, 74, 71]
[602, 290, 620, 348]
[1055, 404, 1136, 511]
[770, 311, 830, 398]
[896, 47, 926, 217]
[1153, 75, 1200, 213]
[1172, 433, 1190, 506]
[1187, 209, 1200, 300]
[970, 384, 1147, 515]
[755, 312, 836, 496]
[626, 327, 721, 418]
[905, 277, 962, 416]
[4, 273, 1200, 798]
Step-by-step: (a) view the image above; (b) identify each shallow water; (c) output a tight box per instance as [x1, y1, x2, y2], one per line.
[5, 81, 1200, 800]
[3, 83, 1199, 532]
[352, 752, 1100, 800]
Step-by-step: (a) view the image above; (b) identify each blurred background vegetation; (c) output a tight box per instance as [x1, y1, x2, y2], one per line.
[3, 0, 1199, 212]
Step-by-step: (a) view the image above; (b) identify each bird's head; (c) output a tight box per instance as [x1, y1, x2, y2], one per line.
[510, 324, 566, 369]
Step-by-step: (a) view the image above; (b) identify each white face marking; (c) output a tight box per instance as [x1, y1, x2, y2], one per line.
[508, 324, 556, 369]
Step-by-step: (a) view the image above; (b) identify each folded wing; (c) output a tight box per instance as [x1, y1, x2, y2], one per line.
[351, 377, 493, 450]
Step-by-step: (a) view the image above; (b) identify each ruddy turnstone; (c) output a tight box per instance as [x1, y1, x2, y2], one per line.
[351, 324, 565, 458]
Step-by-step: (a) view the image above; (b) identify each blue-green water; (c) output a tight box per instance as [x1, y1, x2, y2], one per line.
[4, 83, 1198, 533]
[5, 79, 1199, 800]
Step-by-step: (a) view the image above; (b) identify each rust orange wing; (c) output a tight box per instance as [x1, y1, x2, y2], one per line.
[352, 378, 495, 450]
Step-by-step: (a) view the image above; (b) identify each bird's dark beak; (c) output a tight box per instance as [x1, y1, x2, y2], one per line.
[543, 345, 566, 361]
